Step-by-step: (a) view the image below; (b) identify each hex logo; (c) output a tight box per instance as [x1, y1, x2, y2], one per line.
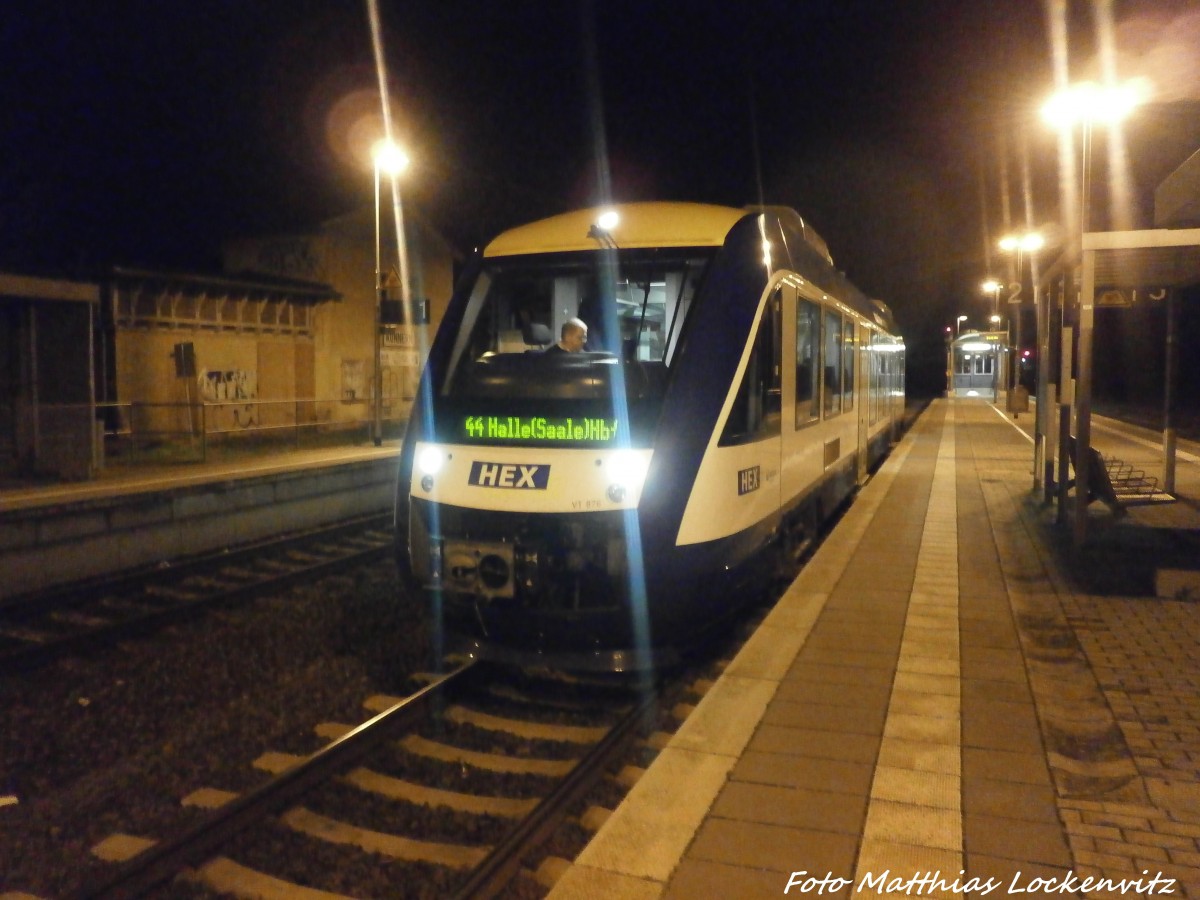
[468, 461, 550, 490]
[738, 465, 761, 495]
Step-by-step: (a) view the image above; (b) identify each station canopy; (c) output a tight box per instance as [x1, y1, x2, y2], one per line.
[1085, 228, 1200, 290]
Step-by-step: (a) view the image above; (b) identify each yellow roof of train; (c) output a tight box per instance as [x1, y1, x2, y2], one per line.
[483, 202, 746, 257]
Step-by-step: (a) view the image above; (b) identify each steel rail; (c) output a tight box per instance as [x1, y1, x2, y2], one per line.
[77, 659, 480, 900]
[0, 514, 392, 673]
[452, 686, 661, 900]
[0, 512, 391, 615]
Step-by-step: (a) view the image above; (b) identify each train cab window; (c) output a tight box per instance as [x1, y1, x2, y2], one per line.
[720, 289, 782, 446]
[443, 251, 711, 401]
[823, 309, 843, 416]
[795, 297, 820, 428]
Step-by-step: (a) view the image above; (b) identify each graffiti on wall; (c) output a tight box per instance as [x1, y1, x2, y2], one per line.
[341, 359, 364, 401]
[198, 368, 258, 401]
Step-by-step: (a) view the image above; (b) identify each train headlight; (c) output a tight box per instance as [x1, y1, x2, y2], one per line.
[417, 446, 445, 493]
[605, 450, 650, 504]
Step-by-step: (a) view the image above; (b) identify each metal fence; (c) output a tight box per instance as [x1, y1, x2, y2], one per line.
[96, 398, 406, 464]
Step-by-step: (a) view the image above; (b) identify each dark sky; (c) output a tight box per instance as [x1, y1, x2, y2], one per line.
[3, 1, 1198, 387]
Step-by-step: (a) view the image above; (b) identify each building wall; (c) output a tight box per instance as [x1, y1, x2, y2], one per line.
[222, 208, 456, 428]
[112, 309, 316, 436]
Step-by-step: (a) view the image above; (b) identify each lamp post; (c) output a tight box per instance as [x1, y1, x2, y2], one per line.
[998, 231, 1044, 395]
[982, 280, 1003, 390]
[955, 315, 968, 337]
[982, 279, 1002, 318]
[1041, 81, 1143, 540]
[372, 139, 410, 446]
[987, 309, 1004, 403]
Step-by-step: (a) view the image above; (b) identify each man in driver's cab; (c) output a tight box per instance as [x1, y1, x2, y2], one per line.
[546, 317, 587, 353]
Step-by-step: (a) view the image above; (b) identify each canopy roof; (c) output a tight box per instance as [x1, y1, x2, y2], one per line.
[1085, 228, 1200, 289]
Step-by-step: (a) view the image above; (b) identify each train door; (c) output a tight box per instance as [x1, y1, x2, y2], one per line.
[855, 320, 869, 483]
[780, 283, 823, 507]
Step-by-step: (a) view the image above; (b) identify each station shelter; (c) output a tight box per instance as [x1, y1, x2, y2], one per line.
[1036, 147, 1200, 546]
[0, 272, 101, 480]
[947, 330, 1008, 401]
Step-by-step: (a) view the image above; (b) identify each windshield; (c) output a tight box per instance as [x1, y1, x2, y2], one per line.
[443, 249, 711, 401]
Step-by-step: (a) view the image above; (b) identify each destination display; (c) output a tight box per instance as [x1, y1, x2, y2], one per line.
[461, 415, 620, 442]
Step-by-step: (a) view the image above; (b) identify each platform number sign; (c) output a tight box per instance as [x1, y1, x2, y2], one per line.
[738, 465, 761, 496]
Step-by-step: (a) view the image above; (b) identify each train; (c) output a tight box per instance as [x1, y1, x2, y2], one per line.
[395, 201, 904, 672]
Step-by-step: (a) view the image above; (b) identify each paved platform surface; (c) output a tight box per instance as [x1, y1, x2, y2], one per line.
[550, 398, 1200, 899]
[0, 441, 401, 513]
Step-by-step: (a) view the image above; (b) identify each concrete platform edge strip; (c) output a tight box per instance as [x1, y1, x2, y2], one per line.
[545, 417, 928, 899]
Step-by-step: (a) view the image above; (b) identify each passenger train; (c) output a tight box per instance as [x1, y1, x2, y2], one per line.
[396, 202, 904, 671]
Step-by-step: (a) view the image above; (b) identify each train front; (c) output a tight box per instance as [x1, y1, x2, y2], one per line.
[397, 205, 730, 671]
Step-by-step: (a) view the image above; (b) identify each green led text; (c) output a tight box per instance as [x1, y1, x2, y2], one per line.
[463, 415, 620, 442]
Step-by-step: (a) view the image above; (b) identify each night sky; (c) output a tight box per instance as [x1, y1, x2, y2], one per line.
[3, 1, 1199, 390]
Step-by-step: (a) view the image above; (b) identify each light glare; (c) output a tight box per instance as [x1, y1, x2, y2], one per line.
[607, 449, 650, 492]
[373, 139, 410, 175]
[417, 445, 444, 476]
[1041, 79, 1149, 129]
[999, 232, 1044, 254]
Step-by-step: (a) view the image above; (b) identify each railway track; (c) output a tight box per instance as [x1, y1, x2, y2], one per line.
[0, 514, 394, 674]
[78, 659, 665, 899]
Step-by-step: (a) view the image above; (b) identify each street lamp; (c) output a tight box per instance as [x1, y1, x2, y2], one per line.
[372, 138, 410, 446]
[998, 232, 1045, 255]
[982, 279, 1002, 328]
[1042, 81, 1145, 236]
[956, 315, 968, 337]
[998, 231, 1043, 395]
[1041, 81, 1144, 539]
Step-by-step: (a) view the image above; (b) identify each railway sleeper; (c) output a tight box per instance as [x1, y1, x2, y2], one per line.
[252, 752, 537, 818]
[47, 609, 114, 628]
[280, 805, 491, 869]
[0, 624, 57, 643]
[313, 723, 576, 777]
[362, 695, 611, 743]
[216, 565, 271, 582]
[446, 705, 610, 744]
[97, 595, 160, 614]
[188, 856, 357, 900]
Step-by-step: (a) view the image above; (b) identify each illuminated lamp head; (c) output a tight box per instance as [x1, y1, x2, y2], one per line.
[605, 449, 650, 504]
[416, 445, 445, 492]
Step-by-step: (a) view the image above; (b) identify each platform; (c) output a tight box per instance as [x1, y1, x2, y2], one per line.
[549, 398, 1200, 899]
[0, 442, 402, 513]
[0, 442, 401, 599]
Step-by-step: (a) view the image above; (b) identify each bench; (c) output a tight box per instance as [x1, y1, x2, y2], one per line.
[1066, 436, 1161, 516]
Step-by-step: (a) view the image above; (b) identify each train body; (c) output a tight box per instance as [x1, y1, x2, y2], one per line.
[396, 202, 904, 671]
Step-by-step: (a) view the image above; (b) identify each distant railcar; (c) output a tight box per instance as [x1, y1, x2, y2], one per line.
[396, 202, 904, 671]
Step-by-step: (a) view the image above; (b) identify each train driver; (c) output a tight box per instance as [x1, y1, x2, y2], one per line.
[546, 317, 588, 353]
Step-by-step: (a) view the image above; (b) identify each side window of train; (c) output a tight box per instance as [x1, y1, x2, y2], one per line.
[719, 289, 782, 446]
[869, 333, 882, 425]
[843, 318, 855, 412]
[823, 309, 843, 417]
[795, 297, 820, 428]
